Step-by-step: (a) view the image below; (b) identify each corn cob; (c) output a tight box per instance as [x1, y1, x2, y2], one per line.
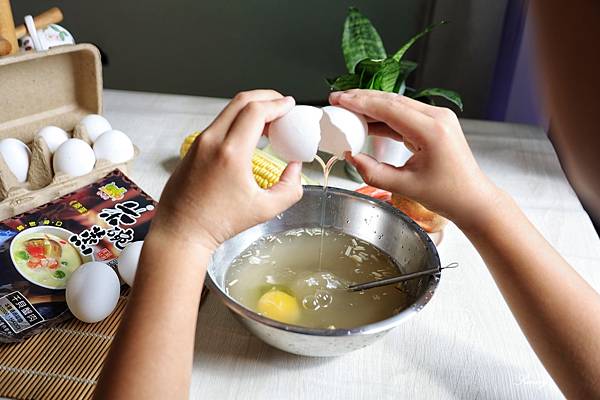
[180, 131, 309, 188]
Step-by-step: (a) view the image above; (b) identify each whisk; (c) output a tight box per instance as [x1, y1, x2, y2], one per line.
[347, 262, 459, 292]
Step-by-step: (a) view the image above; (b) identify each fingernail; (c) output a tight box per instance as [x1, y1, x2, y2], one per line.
[329, 91, 342, 102]
[344, 151, 356, 165]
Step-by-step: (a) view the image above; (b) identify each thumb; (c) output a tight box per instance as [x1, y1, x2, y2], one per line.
[347, 153, 412, 193]
[262, 161, 303, 215]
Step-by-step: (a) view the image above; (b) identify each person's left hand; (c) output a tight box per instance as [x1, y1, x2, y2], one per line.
[151, 90, 303, 252]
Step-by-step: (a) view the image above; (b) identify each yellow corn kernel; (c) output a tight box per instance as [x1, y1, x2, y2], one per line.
[180, 131, 202, 159]
[180, 131, 298, 188]
[252, 149, 286, 188]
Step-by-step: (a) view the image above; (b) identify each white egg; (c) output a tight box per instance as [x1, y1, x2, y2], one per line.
[93, 130, 135, 164]
[0, 138, 31, 183]
[53, 139, 96, 177]
[319, 106, 367, 157]
[35, 125, 69, 153]
[66, 261, 120, 323]
[268, 105, 323, 162]
[117, 241, 143, 286]
[79, 114, 112, 142]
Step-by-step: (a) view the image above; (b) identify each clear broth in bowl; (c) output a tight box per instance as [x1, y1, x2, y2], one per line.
[225, 227, 410, 329]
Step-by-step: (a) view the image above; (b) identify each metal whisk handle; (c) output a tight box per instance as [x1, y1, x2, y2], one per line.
[347, 263, 458, 292]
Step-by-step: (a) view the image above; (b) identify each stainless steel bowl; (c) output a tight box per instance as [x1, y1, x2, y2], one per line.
[207, 186, 440, 357]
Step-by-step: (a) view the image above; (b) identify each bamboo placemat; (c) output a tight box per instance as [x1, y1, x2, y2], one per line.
[0, 290, 130, 400]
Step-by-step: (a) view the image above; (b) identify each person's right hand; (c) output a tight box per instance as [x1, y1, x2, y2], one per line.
[329, 89, 502, 227]
[152, 90, 302, 252]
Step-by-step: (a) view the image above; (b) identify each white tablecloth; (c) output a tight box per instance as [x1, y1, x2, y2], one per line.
[104, 89, 599, 400]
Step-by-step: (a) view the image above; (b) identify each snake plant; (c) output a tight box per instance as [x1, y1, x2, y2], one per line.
[327, 7, 463, 111]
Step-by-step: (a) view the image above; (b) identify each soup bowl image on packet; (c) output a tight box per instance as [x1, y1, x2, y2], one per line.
[10, 226, 93, 290]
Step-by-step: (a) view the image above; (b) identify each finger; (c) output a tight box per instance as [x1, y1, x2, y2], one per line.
[225, 96, 296, 158]
[261, 161, 303, 215]
[330, 90, 436, 146]
[368, 122, 404, 140]
[332, 89, 456, 122]
[396, 96, 459, 121]
[368, 123, 420, 152]
[346, 152, 413, 193]
[206, 90, 284, 137]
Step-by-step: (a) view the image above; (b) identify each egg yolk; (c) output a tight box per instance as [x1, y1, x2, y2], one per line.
[257, 288, 300, 324]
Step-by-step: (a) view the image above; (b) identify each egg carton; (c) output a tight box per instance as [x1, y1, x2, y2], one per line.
[0, 43, 137, 220]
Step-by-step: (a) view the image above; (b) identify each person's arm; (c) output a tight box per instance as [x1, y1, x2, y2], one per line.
[331, 89, 600, 399]
[94, 90, 302, 400]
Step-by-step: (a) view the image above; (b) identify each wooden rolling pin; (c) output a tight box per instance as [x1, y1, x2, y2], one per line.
[0, 0, 17, 55]
[15, 7, 63, 39]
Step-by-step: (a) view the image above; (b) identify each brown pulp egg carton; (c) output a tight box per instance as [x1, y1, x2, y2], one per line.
[0, 43, 138, 220]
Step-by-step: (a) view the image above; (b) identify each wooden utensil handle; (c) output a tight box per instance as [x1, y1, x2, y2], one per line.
[0, 35, 12, 55]
[0, 0, 18, 55]
[15, 7, 63, 39]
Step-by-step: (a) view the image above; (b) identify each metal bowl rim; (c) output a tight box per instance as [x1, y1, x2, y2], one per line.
[207, 185, 441, 337]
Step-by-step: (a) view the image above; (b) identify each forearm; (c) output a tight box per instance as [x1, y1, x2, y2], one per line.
[94, 228, 211, 400]
[458, 191, 600, 398]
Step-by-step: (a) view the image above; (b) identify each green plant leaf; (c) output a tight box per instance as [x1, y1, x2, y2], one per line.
[379, 59, 401, 92]
[412, 88, 463, 111]
[366, 71, 380, 90]
[354, 58, 383, 89]
[342, 7, 387, 73]
[327, 74, 361, 91]
[16, 250, 29, 260]
[393, 60, 418, 93]
[355, 58, 383, 75]
[392, 21, 447, 62]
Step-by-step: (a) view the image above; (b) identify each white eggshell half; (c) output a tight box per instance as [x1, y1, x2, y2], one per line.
[93, 130, 134, 164]
[319, 106, 367, 158]
[0, 138, 31, 183]
[79, 114, 112, 142]
[35, 125, 69, 153]
[268, 105, 323, 162]
[371, 136, 413, 167]
[66, 261, 120, 323]
[117, 241, 144, 286]
[53, 138, 96, 177]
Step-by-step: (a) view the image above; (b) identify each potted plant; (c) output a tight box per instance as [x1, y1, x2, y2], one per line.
[328, 7, 463, 180]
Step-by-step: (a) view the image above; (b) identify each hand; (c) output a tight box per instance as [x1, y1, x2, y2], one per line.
[330, 89, 501, 226]
[152, 90, 303, 251]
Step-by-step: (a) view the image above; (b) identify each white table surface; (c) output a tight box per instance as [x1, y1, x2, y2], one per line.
[104, 89, 600, 400]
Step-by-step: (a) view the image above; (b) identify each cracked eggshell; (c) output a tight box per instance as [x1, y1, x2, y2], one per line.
[53, 138, 96, 177]
[0, 138, 31, 183]
[79, 114, 112, 142]
[35, 126, 69, 153]
[318, 106, 367, 158]
[268, 105, 323, 162]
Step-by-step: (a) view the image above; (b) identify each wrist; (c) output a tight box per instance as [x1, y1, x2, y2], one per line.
[146, 221, 219, 256]
[451, 179, 516, 233]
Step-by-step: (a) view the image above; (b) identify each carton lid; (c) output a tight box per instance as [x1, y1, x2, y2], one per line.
[0, 44, 102, 142]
